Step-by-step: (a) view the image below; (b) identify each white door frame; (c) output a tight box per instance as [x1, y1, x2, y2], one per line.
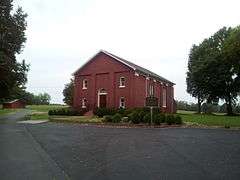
[97, 89, 107, 107]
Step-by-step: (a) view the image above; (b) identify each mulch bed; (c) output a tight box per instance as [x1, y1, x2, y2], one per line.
[50, 120, 182, 129]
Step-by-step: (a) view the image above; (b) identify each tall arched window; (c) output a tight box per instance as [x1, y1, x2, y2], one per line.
[162, 88, 167, 107]
[82, 98, 87, 108]
[82, 79, 88, 89]
[119, 97, 126, 108]
[119, 77, 125, 88]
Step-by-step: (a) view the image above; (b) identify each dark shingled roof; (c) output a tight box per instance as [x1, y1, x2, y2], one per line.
[102, 50, 174, 85]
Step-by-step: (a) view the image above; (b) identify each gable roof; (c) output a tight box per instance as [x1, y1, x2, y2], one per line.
[73, 50, 175, 85]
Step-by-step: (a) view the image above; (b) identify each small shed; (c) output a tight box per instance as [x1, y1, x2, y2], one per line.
[2, 99, 26, 109]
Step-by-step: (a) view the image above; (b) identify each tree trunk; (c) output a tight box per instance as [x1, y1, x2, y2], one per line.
[197, 97, 202, 114]
[225, 94, 234, 116]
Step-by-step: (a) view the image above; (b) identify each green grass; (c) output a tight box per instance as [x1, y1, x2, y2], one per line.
[26, 105, 68, 112]
[49, 116, 103, 123]
[26, 105, 68, 120]
[0, 108, 20, 116]
[178, 110, 240, 127]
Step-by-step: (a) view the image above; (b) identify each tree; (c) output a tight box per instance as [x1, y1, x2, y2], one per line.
[63, 79, 74, 106]
[186, 26, 239, 115]
[0, 0, 29, 100]
[186, 44, 207, 113]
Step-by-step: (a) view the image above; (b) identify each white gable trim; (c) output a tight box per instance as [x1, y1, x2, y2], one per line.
[72, 50, 136, 76]
[101, 50, 136, 71]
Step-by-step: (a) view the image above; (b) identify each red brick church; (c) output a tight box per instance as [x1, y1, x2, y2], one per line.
[73, 50, 176, 113]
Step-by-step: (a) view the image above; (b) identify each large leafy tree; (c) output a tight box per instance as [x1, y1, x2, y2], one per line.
[63, 79, 74, 106]
[186, 44, 207, 113]
[187, 27, 240, 115]
[0, 0, 29, 100]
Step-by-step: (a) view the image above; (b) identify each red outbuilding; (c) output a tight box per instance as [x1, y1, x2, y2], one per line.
[2, 99, 26, 109]
[73, 50, 176, 113]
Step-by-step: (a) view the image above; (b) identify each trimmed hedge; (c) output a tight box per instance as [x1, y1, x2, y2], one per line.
[93, 107, 117, 117]
[48, 108, 87, 116]
[93, 107, 182, 125]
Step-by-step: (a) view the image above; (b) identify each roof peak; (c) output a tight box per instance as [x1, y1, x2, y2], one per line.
[73, 50, 174, 85]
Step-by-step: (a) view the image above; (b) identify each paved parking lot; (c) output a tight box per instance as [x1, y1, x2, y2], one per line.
[1, 111, 240, 180]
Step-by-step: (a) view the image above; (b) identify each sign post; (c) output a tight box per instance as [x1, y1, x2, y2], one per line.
[145, 97, 158, 126]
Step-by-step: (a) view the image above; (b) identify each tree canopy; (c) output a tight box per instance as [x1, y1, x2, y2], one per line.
[186, 26, 240, 115]
[63, 79, 74, 106]
[0, 0, 29, 101]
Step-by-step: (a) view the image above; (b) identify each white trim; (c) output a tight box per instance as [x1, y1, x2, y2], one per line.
[97, 89, 107, 107]
[73, 50, 136, 75]
[102, 50, 136, 71]
[134, 72, 139, 76]
[119, 76, 126, 88]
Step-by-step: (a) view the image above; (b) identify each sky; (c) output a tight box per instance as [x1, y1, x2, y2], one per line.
[14, 0, 240, 104]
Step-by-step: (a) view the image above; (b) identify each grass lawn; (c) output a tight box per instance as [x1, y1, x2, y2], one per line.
[26, 105, 68, 120]
[49, 115, 103, 123]
[178, 110, 240, 127]
[0, 108, 20, 116]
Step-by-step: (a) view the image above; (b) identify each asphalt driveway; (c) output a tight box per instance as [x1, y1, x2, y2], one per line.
[0, 111, 240, 180]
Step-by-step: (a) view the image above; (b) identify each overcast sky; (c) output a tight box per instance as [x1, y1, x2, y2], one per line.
[14, 0, 240, 104]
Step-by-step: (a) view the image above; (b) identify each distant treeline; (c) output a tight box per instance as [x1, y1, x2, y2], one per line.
[176, 100, 240, 114]
[0, 91, 51, 105]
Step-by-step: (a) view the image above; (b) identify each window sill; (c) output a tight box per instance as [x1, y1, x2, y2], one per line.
[82, 106, 86, 108]
[119, 86, 125, 88]
[82, 87, 87, 90]
[162, 106, 167, 108]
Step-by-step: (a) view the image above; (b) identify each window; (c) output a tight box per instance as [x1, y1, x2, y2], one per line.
[82, 79, 88, 89]
[119, 97, 125, 108]
[82, 98, 87, 108]
[149, 84, 154, 96]
[162, 88, 167, 107]
[119, 77, 125, 87]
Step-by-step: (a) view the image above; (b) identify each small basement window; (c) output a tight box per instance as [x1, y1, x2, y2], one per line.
[82, 98, 87, 108]
[82, 79, 88, 89]
[119, 97, 126, 108]
[119, 77, 125, 88]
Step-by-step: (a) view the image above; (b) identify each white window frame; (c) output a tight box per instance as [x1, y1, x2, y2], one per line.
[119, 97, 126, 108]
[82, 98, 87, 108]
[162, 88, 167, 107]
[119, 77, 126, 88]
[82, 79, 88, 89]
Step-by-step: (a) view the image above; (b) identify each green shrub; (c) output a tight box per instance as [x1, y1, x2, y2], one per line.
[48, 108, 87, 116]
[123, 108, 134, 117]
[174, 115, 182, 124]
[159, 113, 166, 123]
[165, 114, 175, 125]
[153, 114, 161, 125]
[103, 115, 113, 122]
[93, 107, 117, 117]
[112, 113, 122, 123]
[128, 111, 140, 124]
[117, 108, 126, 115]
[143, 113, 151, 124]
[139, 110, 148, 122]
